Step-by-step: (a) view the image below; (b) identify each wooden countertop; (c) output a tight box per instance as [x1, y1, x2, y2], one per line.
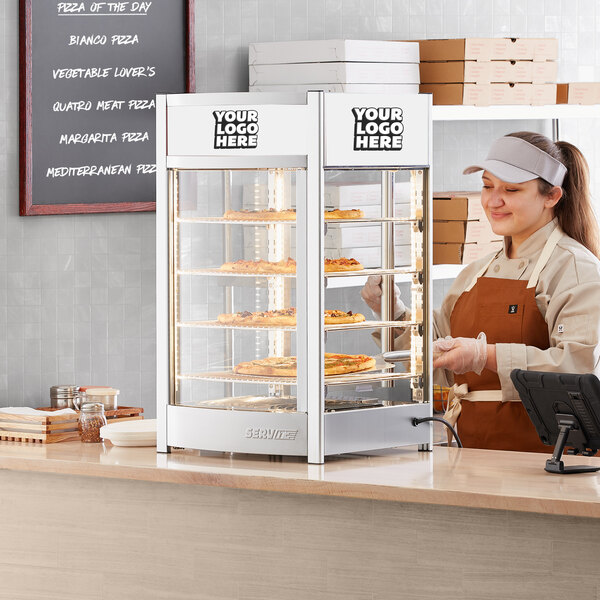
[1, 441, 600, 518]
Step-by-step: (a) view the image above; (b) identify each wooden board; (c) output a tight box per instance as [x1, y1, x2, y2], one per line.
[0, 406, 144, 444]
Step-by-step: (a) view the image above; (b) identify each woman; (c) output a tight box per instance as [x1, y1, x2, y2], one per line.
[361, 131, 600, 452]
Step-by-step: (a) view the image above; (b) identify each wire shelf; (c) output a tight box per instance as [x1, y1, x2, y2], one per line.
[176, 319, 421, 331]
[177, 267, 418, 278]
[177, 216, 419, 225]
[177, 370, 418, 386]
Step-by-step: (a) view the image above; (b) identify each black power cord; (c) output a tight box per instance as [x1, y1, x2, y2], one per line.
[412, 416, 463, 448]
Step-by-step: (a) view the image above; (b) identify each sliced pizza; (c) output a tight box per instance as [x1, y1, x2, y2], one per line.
[222, 208, 364, 221]
[219, 257, 362, 274]
[233, 352, 376, 377]
[324, 258, 364, 272]
[217, 308, 365, 326]
[324, 209, 364, 220]
[219, 258, 297, 274]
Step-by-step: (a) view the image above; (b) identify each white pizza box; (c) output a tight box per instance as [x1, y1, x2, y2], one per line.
[359, 204, 412, 219]
[249, 40, 420, 66]
[249, 62, 420, 86]
[326, 245, 412, 268]
[249, 83, 420, 94]
[325, 223, 412, 248]
[324, 181, 411, 208]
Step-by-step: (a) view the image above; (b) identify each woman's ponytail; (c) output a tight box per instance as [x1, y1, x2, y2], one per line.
[508, 132, 600, 258]
[554, 141, 600, 258]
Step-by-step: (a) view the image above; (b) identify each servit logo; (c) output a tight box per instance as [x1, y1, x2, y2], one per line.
[213, 109, 259, 149]
[352, 106, 404, 151]
[245, 427, 298, 441]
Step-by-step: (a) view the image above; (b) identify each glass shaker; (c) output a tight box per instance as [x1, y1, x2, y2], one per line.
[79, 402, 107, 443]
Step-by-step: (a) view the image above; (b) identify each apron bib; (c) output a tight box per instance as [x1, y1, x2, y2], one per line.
[447, 227, 562, 453]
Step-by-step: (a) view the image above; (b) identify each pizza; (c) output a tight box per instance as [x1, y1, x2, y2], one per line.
[218, 308, 297, 326]
[223, 208, 296, 221]
[324, 209, 364, 220]
[221, 208, 364, 220]
[219, 258, 296, 273]
[219, 257, 363, 273]
[324, 309, 365, 324]
[233, 352, 376, 377]
[217, 308, 365, 326]
[324, 258, 364, 272]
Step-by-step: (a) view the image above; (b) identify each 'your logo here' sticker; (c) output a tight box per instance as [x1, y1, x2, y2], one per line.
[352, 107, 404, 151]
[213, 110, 259, 149]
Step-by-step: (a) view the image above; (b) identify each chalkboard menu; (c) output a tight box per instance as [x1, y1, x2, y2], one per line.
[19, 0, 195, 215]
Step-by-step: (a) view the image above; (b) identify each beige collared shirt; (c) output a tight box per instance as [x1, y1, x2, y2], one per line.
[396, 218, 600, 401]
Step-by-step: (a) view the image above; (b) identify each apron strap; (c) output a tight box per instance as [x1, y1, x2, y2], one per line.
[442, 383, 505, 445]
[527, 226, 563, 288]
[464, 251, 501, 292]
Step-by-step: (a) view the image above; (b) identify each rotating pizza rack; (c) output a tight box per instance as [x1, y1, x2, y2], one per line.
[157, 91, 433, 462]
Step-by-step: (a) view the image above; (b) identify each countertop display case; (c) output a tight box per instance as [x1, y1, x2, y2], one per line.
[156, 92, 432, 463]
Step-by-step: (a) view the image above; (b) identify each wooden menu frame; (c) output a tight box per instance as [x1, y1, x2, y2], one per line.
[19, 0, 195, 215]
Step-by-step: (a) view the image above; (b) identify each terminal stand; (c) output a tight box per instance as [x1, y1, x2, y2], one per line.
[545, 414, 600, 474]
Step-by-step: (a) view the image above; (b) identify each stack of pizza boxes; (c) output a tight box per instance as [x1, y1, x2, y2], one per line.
[248, 39, 420, 94]
[433, 192, 503, 265]
[418, 37, 558, 105]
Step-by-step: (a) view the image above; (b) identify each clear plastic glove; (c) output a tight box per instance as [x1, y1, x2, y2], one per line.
[432, 332, 488, 375]
[360, 275, 403, 319]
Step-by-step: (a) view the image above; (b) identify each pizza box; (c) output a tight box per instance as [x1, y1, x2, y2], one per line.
[416, 38, 557, 62]
[420, 61, 494, 84]
[462, 241, 503, 263]
[433, 241, 503, 265]
[416, 38, 495, 62]
[249, 83, 420, 94]
[326, 245, 412, 268]
[325, 223, 412, 248]
[420, 60, 557, 84]
[490, 37, 558, 61]
[433, 192, 485, 221]
[433, 220, 501, 244]
[248, 40, 420, 65]
[420, 83, 556, 106]
[556, 83, 600, 104]
[358, 204, 412, 219]
[324, 182, 411, 208]
[249, 62, 420, 86]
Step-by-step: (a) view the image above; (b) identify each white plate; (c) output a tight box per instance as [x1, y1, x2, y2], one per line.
[100, 419, 157, 447]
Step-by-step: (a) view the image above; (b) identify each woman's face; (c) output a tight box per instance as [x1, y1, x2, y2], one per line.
[480, 171, 560, 246]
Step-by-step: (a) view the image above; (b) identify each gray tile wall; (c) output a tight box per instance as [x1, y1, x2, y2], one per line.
[0, 0, 598, 415]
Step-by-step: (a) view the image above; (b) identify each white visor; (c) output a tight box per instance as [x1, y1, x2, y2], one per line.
[463, 136, 567, 187]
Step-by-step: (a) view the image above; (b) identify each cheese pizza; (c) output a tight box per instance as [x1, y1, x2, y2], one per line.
[324, 209, 364, 220]
[324, 258, 364, 272]
[233, 352, 376, 377]
[221, 208, 364, 221]
[223, 208, 296, 221]
[217, 308, 365, 326]
[219, 257, 363, 273]
[219, 258, 297, 274]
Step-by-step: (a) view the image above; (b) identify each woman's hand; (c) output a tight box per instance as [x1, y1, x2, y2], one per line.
[360, 275, 403, 317]
[433, 332, 493, 375]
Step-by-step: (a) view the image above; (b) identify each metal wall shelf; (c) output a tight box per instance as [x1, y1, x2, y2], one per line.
[432, 104, 600, 121]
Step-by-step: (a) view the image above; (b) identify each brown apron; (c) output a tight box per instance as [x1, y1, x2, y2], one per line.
[445, 227, 562, 453]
